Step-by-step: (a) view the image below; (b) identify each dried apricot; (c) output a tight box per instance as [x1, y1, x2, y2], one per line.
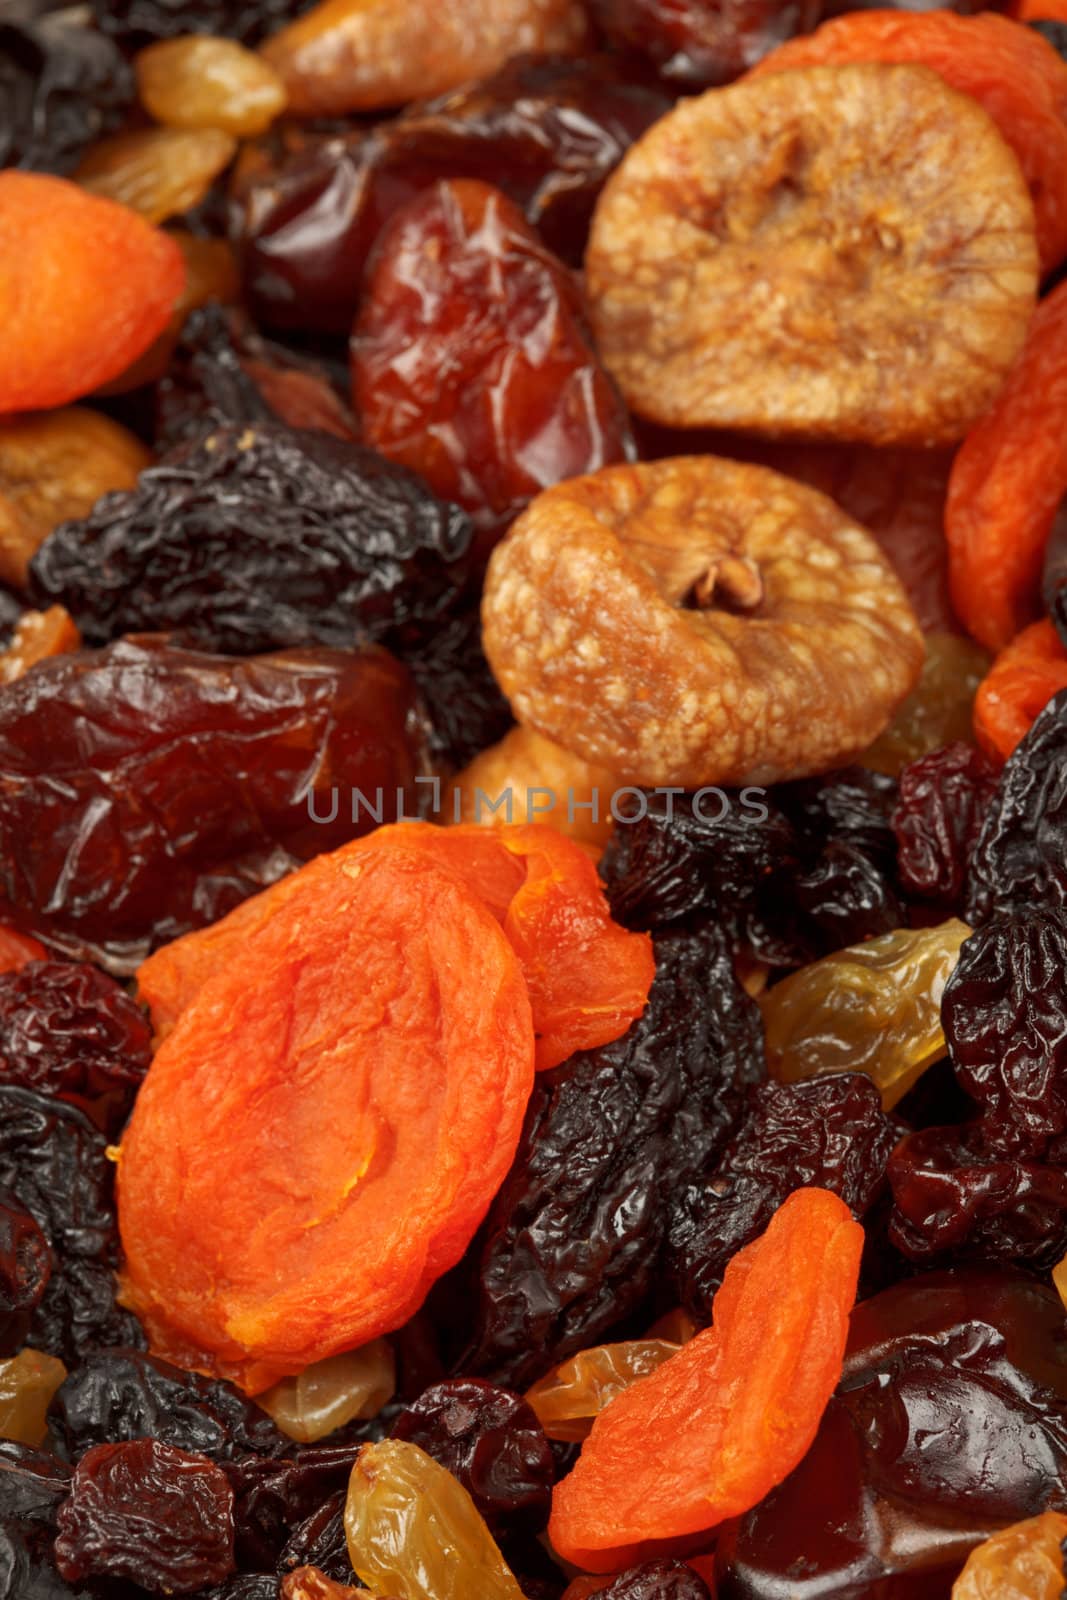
[548, 1188, 864, 1572]
[0, 607, 81, 686]
[137, 822, 654, 1072]
[136, 35, 287, 136]
[0, 172, 184, 414]
[481, 457, 924, 787]
[76, 126, 236, 225]
[448, 727, 617, 855]
[282, 1571, 371, 1600]
[585, 64, 1038, 443]
[973, 618, 1067, 762]
[951, 1511, 1067, 1600]
[525, 1341, 684, 1443]
[257, 1341, 395, 1442]
[946, 282, 1067, 652]
[118, 844, 536, 1392]
[261, 0, 590, 116]
[751, 11, 1067, 273]
[0, 408, 150, 587]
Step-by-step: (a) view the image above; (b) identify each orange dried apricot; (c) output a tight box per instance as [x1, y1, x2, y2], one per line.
[76, 127, 237, 226]
[973, 618, 1067, 762]
[481, 456, 924, 787]
[261, 0, 590, 116]
[0, 173, 184, 414]
[0, 608, 81, 686]
[136, 822, 654, 1072]
[548, 1188, 864, 1572]
[946, 282, 1067, 653]
[448, 727, 617, 855]
[585, 64, 1038, 444]
[1016, 0, 1067, 19]
[751, 11, 1067, 273]
[118, 844, 536, 1393]
[102, 231, 241, 393]
[136, 35, 287, 137]
[0, 408, 150, 587]
[951, 1511, 1067, 1600]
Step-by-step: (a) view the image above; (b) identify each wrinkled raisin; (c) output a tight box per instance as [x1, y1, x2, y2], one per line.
[54, 1438, 236, 1593]
[0, 1196, 51, 1359]
[0, 1440, 74, 1600]
[0, 18, 132, 175]
[405, 605, 513, 773]
[92, 0, 311, 50]
[391, 1380, 555, 1539]
[278, 1494, 357, 1587]
[135, 35, 287, 138]
[587, 0, 822, 85]
[892, 742, 998, 913]
[597, 1561, 711, 1600]
[225, 1443, 367, 1574]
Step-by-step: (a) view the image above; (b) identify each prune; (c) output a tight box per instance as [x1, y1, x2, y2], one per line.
[888, 1123, 1067, 1268]
[862, 632, 991, 776]
[0, 1440, 76, 1600]
[942, 910, 1067, 1153]
[48, 1349, 291, 1463]
[390, 1380, 555, 1539]
[30, 423, 470, 656]
[0, 636, 431, 969]
[787, 839, 902, 952]
[967, 688, 1067, 924]
[54, 1438, 236, 1593]
[135, 36, 287, 138]
[0, 19, 132, 175]
[259, 1345, 396, 1444]
[0, 961, 151, 1136]
[586, 65, 1037, 442]
[353, 179, 634, 553]
[210, 1581, 282, 1600]
[777, 764, 898, 870]
[461, 920, 764, 1388]
[236, 55, 669, 335]
[404, 605, 513, 774]
[0, 1196, 51, 1358]
[893, 743, 998, 912]
[597, 1562, 711, 1600]
[715, 1268, 1067, 1598]
[587, 0, 821, 85]
[667, 1074, 898, 1321]
[0, 1350, 67, 1448]
[75, 126, 237, 227]
[92, 0, 310, 50]
[0, 1087, 142, 1364]
[278, 1494, 357, 1587]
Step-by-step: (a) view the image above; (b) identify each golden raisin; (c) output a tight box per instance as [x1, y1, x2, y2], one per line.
[76, 127, 237, 225]
[860, 632, 992, 777]
[136, 36, 287, 138]
[586, 64, 1037, 444]
[0, 1349, 67, 1447]
[257, 1342, 396, 1444]
[951, 1512, 1067, 1600]
[261, 0, 590, 116]
[448, 726, 617, 854]
[760, 920, 971, 1109]
[525, 1340, 683, 1443]
[0, 408, 150, 587]
[481, 456, 924, 787]
[0, 608, 82, 686]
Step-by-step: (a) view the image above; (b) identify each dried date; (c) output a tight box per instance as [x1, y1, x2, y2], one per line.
[586, 0, 823, 86]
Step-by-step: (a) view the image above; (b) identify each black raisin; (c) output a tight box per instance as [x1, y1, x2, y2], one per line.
[0, 18, 132, 175]
[0, 1194, 51, 1359]
[276, 1493, 355, 1587]
[599, 1561, 711, 1600]
[91, 0, 311, 50]
[892, 741, 999, 912]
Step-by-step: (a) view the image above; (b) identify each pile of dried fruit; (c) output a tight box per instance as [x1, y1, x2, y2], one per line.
[3, 2, 1067, 1597]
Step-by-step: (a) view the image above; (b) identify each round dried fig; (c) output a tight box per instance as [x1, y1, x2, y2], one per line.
[481, 456, 924, 787]
[585, 63, 1038, 445]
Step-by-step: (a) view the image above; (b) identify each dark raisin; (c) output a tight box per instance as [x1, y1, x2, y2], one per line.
[91, 0, 311, 50]
[668, 1074, 900, 1322]
[235, 53, 671, 334]
[0, 636, 431, 971]
[223, 1444, 362, 1573]
[0, 18, 132, 175]
[405, 605, 513, 773]
[390, 1380, 554, 1538]
[0, 1440, 77, 1600]
[277, 1493, 356, 1587]
[585, 0, 823, 85]
[0, 962, 151, 1136]
[352, 178, 634, 556]
[461, 920, 764, 1388]
[892, 741, 999, 912]
[777, 765, 899, 870]
[206, 1581, 280, 1600]
[966, 687, 1067, 925]
[54, 1439, 235, 1594]
[1030, 19, 1067, 64]
[1043, 495, 1067, 651]
[48, 1349, 291, 1464]
[598, 1560, 711, 1600]
[0, 1087, 143, 1364]
[788, 839, 902, 952]
[0, 1195, 51, 1359]
[28, 424, 471, 657]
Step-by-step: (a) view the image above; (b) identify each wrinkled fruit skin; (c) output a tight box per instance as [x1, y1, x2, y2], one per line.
[714, 1269, 1067, 1597]
[54, 1438, 236, 1593]
[0, 1440, 75, 1600]
[0, 20, 132, 174]
[92, 0, 313, 48]
[0, 1196, 51, 1359]
[596, 1560, 712, 1599]
[462, 919, 765, 1388]
[892, 742, 998, 914]
[390, 1379, 555, 1539]
[587, 0, 823, 85]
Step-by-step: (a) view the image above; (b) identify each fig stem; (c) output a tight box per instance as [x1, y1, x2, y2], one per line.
[691, 555, 764, 613]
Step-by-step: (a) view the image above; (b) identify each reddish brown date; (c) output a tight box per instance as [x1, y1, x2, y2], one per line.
[586, 0, 823, 85]
[0, 636, 431, 972]
[352, 178, 634, 553]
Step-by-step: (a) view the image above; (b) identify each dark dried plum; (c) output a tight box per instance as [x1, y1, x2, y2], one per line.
[892, 741, 998, 913]
[236, 54, 671, 334]
[0, 19, 132, 175]
[405, 605, 513, 772]
[28, 424, 471, 657]
[0, 636, 431, 970]
[91, 0, 310, 50]
[48, 1349, 291, 1464]
[390, 1380, 554, 1538]
[668, 1074, 900, 1322]
[0, 1087, 142, 1365]
[586, 0, 823, 86]
[54, 1439, 236, 1594]
[461, 920, 764, 1388]
[966, 686, 1067, 924]
[0, 962, 151, 1136]
[715, 1268, 1067, 1598]
[777, 765, 899, 869]
[599, 1562, 711, 1600]
[0, 1194, 51, 1359]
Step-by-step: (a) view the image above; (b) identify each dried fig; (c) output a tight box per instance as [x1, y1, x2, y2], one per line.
[586, 63, 1038, 444]
[447, 725, 617, 853]
[481, 456, 924, 787]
